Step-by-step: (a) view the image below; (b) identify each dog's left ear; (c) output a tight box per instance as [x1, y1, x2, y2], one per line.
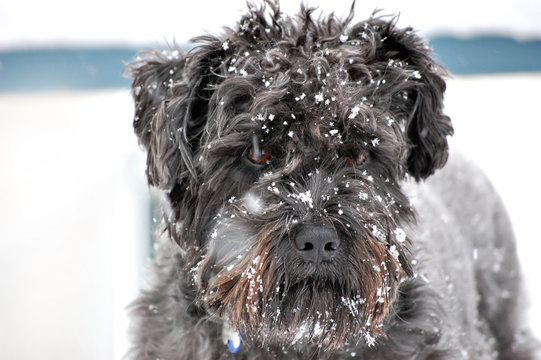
[358, 18, 454, 180]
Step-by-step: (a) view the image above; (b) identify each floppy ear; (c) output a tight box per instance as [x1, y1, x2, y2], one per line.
[129, 49, 189, 189]
[359, 18, 454, 180]
[128, 44, 220, 189]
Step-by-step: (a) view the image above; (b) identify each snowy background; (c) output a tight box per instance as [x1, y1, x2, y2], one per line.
[0, 1, 540, 359]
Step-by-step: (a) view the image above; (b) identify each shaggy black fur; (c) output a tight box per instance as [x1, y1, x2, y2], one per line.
[125, 1, 539, 359]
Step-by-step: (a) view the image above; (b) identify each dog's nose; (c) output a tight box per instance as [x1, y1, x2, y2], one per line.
[292, 224, 340, 263]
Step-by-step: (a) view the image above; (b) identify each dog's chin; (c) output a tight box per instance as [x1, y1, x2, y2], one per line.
[218, 278, 374, 350]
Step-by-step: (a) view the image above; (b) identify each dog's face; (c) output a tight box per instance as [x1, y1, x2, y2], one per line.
[129, 3, 452, 350]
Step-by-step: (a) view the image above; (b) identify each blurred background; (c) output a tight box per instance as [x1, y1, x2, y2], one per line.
[0, 0, 540, 359]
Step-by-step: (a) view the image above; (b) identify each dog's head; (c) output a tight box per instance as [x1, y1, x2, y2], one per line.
[129, 1, 452, 350]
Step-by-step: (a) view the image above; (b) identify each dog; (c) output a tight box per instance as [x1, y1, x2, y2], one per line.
[125, 2, 539, 359]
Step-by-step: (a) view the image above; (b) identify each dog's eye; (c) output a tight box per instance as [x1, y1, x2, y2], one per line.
[346, 150, 369, 167]
[247, 134, 271, 165]
[248, 148, 271, 164]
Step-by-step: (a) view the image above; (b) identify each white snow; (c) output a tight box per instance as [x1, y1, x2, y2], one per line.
[289, 190, 314, 209]
[243, 192, 263, 214]
[349, 104, 362, 119]
[394, 227, 406, 243]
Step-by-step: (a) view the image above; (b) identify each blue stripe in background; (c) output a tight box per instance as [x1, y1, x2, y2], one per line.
[1, 37, 540, 92]
[0, 48, 137, 92]
[430, 37, 541, 75]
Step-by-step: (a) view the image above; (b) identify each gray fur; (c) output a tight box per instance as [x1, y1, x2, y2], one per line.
[125, 2, 539, 359]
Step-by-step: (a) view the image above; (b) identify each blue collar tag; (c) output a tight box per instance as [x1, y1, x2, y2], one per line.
[222, 322, 242, 353]
[227, 334, 242, 353]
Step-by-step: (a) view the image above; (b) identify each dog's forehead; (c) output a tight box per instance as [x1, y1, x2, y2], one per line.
[213, 61, 389, 147]
[206, 35, 413, 146]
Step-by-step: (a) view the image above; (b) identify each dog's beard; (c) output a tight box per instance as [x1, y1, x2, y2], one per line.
[189, 168, 414, 349]
[195, 196, 411, 349]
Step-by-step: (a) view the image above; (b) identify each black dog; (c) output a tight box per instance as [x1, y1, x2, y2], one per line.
[126, 2, 539, 359]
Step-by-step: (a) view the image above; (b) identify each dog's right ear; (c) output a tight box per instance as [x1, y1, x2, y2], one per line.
[128, 46, 217, 190]
[129, 49, 190, 189]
